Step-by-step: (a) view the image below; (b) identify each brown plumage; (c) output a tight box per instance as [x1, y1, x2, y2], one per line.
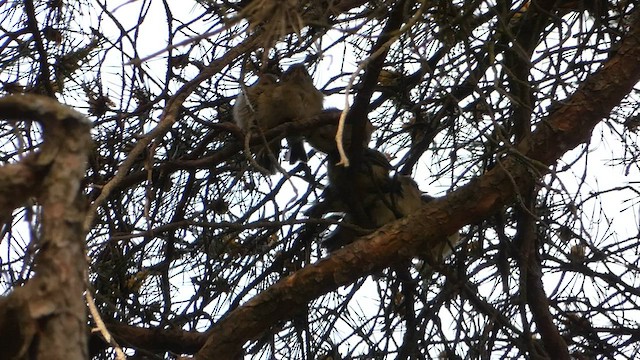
[307, 109, 375, 155]
[233, 73, 278, 130]
[322, 175, 460, 254]
[266, 64, 324, 164]
[327, 148, 393, 195]
[233, 64, 323, 173]
[321, 175, 422, 251]
[233, 73, 282, 173]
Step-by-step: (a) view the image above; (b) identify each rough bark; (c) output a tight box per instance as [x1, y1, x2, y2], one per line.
[88, 323, 208, 357]
[0, 95, 92, 360]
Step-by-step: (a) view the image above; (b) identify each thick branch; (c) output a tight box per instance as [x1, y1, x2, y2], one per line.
[516, 189, 570, 359]
[89, 323, 207, 357]
[502, 4, 570, 356]
[0, 161, 45, 222]
[23, 0, 55, 97]
[0, 94, 92, 359]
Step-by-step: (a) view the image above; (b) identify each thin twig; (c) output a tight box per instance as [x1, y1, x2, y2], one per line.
[86, 291, 127, 360]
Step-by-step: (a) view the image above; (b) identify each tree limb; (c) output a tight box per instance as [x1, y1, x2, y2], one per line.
[0, 94, 92, 359]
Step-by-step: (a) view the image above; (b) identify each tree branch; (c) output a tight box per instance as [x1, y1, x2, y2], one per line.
[0, 94, 92, 359]
[88, 323, 207, 357]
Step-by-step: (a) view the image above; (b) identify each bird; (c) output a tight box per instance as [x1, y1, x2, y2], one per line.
[321, 174, 460, 254]
[320, 175, 421, 251]
[302, 148, 393, 251]
[305, 148, 394, 220]
[233, 64, 324, 173]
[277, 64, 324, 118]
[268, 64, 324, 164]
[233, 73, 283, 173]
[365, 175, 424, 226]
[305, 146, 394, 221]
[233, 73, 278, 130]
[306, 109, 375, 155]
[327, 148, 393, 195]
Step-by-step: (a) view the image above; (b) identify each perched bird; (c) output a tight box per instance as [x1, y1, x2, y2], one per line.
[233, 64, 324, 173]
[277, 64, 324, 118]
[306, 109, 375, 155]
[233, 73, 282, 173]
[302, 148, 393, 250]
[305, 148, 394, 219]
[268, 64, 324, 164]
[304, 148, 392, 231]
[321, 175, 422, 251]
[322, 174, 460, 255]
[327, 148, 393, 194]
[366, 175, 423, 226]
[233, 73, 278, 130]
